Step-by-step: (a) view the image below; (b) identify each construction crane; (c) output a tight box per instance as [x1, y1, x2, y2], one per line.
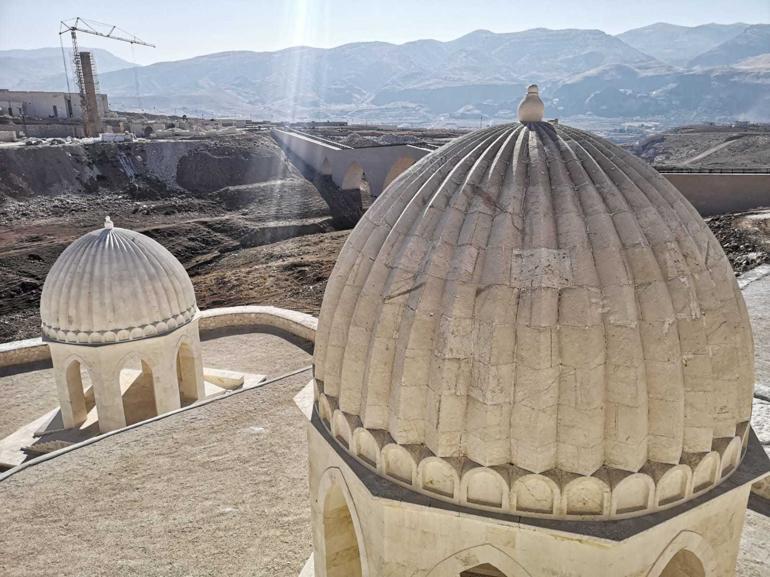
[59, 18, 155, 136]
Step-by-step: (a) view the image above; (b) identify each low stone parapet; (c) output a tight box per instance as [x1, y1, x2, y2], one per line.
[198, 305, 317, 342]
[0, 306, 318, 372]
[0, 338, 49, 371]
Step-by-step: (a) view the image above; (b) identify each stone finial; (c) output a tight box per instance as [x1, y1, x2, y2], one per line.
[104, 216, 114, 229]
[517, 84, 544, 122]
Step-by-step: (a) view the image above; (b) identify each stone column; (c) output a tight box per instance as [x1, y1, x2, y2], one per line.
[176, 324, 206, 403]
[92, 360, 127, 433]
[188, 329, 205, 401]
[52, 356, 88, 429]
[153, 356, 182, 415]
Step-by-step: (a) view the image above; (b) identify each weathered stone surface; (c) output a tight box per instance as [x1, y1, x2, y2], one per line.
[312, 117, 757, 520]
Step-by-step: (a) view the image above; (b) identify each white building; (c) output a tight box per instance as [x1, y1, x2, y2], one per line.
[0, 89, 108, 120]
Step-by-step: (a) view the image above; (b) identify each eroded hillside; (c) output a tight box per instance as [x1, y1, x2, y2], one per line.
[631, 124, 770, 168]
[0, 133, 357, 342]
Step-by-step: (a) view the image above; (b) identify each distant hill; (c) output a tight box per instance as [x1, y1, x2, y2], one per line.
[0, 47, 135, 91]
[96, 27, 667, 121]
[2, 25, 769, 125]
[617, 22, 749, 66]
[688, 24, 770, 68]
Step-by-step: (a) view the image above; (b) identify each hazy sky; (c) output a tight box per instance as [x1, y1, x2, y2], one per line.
[1, 0, 768, 65]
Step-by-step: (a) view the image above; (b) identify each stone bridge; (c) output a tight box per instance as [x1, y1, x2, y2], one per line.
[272, 128, 431, 198]
[273, 128, 769, 216]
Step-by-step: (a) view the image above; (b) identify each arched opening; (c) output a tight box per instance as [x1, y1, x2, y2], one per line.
[119, 357, 158, 425]
[461, 564, 508, 577]
[64, 359, 96, 428]
[176, 342, 198, 406]
[323, 484, 363, 577]
[425, 544, 531, 577]
[340, 161, 372, 211]
[341, 162, 364, 191]
[658, 549, 705, 577]
[383, 156, 416, 191]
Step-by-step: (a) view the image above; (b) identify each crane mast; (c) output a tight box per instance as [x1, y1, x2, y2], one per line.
[59, 18, 155, 137]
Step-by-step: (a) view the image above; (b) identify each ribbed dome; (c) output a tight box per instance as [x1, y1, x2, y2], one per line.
[314, 121, 754, 483]
[41, 220, 198, 345]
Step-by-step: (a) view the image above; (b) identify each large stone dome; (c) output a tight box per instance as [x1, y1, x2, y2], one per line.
[41, 218, 198, 345]
[313, 115, 754, 518]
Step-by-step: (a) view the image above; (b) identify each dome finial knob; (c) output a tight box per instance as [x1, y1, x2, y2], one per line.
[518, 84, 544, 122]
[104, 216, 114, 229]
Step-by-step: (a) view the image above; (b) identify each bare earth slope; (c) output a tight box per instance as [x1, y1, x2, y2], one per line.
[0, 134, 355, 342]
[632, 124, 770, 169]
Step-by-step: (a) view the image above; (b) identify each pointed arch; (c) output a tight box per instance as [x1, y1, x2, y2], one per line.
[316, 468, 369, 577]
[342, 162, 365, 191]
[383, 155, 416, 192]
[646, 531, 716, 577]
[657, 551, 705, 577]
[176, 339, 198, 405]
[426, 544, 532, 577]
[115, 352, 157, 426]
[62, 356, 96, 428]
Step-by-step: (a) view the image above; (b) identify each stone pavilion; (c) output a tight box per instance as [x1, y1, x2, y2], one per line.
[305, 87, 767, 577]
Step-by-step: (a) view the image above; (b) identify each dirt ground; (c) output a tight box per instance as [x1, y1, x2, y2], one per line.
[707, 210, 770, 273]
[192, 230, 348, 315]
[0, 130, 363, 343]
[633, 124, 770, 168]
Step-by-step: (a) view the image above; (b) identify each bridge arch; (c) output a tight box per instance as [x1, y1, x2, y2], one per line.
[342, 161, 365, 191]
[383, 156, 416, 192]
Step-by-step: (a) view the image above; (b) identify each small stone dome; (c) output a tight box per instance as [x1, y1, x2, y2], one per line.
[41, 218, 198, 344]
[314, 117, 754, 507]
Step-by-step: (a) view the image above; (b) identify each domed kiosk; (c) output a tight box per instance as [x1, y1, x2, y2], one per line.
[305, 88, 767, 577]
[41, 217, 205, 433]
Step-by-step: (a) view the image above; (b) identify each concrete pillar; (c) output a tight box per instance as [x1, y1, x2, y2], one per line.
[153, 358, 182, 415]
[54, 360, 88, 429]
[92, 362, 126, 433]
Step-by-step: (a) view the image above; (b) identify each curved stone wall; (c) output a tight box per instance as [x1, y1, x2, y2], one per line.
[0, 306, 317, 370]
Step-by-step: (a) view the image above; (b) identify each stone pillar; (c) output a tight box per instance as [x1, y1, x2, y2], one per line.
[189, 330, 205, 401]
[92, 361, 126, 433]
[176, 325, 206, 403]
[153, 357, 182, 415]
[53, 358, 88, 429]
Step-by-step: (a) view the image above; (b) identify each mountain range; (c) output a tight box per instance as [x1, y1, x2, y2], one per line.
[0, 47, 135, 91]
[1, 23, 768, 125]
